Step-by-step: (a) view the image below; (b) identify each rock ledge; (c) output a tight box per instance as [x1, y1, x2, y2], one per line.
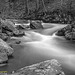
[4, 59, 65, 75]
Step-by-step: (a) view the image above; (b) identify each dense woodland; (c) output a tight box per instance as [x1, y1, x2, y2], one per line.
[0, 0, 75, 23]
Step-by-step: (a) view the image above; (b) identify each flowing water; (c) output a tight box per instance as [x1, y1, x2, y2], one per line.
[0, 23, 75, 75]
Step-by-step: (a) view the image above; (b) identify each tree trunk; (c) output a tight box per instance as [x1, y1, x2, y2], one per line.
[25, 0, 29, 15]
[36, 0, 39, 11]
[5, 0, 10, 18]
[41, 0, 47, 13]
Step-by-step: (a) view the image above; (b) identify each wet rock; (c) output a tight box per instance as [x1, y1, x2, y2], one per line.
[56, 23, 75, 41]
[0, 19, 16, 32]
[16, 24, 30, 30]
[0, 52, 8, 65]
[15, 40, 21, 44]
[0, 38, 14, 56]
[2, 25, 13, 32]
[6, 31, 13, 36]
[30, 20, 43, 29]
[16, 25, 25, 30]
[0, 19, 25, 37]
[56, 29, 65, 36]
[0, 33, 9, 41]
[65, 32, 75, 40]
[13, 30, 25, 37]
[7, 59, 65, 75]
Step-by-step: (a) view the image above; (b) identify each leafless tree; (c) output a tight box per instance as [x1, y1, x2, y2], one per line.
[36, 0, 39, 11]
[25, 0, 29, 15]
[41, 0, 47, 13]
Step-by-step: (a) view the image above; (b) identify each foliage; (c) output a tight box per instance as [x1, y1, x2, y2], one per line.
[0, 0, 75, 23]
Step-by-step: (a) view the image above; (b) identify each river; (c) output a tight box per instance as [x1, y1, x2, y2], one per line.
[0, 23, 75, 75]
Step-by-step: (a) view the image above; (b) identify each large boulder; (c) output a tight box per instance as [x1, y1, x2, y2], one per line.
[65, 32, 75, 40]
[56, 24, 72, 36]
[0, 38, 14, 56]
[0, 19, 16, 32]
[0, 52, 8, 65]
[6, 59, 65, 75]
[30, 20, 43, 29]
[56, 23, 75, 41]
[0, 19, 25, 37]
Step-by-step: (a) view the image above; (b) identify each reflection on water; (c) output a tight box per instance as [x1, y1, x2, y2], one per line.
[0, 24, 75, 75]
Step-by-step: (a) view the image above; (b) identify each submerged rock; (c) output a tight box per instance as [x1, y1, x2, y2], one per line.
[0, 38, 14, 56]
[4, 59, 65, 75]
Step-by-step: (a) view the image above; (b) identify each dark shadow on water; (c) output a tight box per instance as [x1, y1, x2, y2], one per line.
[8, 55, 14, 59]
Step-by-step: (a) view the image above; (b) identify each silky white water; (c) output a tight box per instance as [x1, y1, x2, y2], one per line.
[0, 23, 75, 75]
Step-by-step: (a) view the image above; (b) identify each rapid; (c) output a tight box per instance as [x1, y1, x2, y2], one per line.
[0, 23, 75, 75]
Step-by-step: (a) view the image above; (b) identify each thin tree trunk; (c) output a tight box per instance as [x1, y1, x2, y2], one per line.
[41, 0, 47, 13]
[27, 0, 29, 15]
[5, 0, 10, 17]
[25, 0, 29, 15]
[36, 0, 39, 11]
[60, 0, 63, 11]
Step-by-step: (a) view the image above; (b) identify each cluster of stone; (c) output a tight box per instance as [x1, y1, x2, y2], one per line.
[13, 20, 30, 30]
[4, 59, 65, 75]
[0, 19, 44, 66]
[0, 19, 25, 41]
[15, 20, 43, 30]
[56, 23, 75, 41]
[0, 19, 25, 65]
